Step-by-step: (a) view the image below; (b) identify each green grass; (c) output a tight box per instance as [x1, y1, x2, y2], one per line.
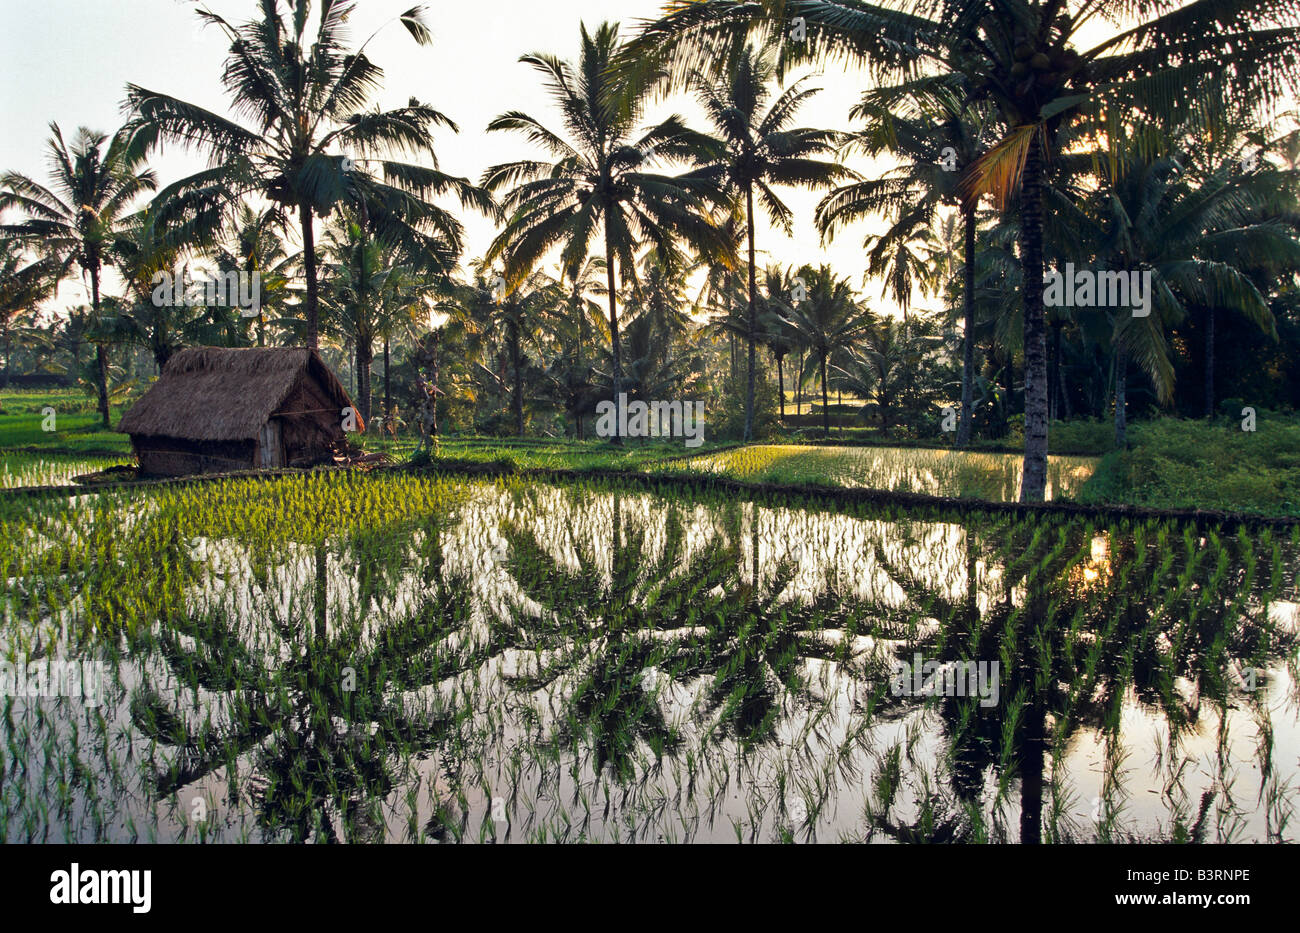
[0, 389, 133, 454]
[1078, 415, 1300, 516]
[402, 435, 736, 471]
[5, 383, 1293, 515]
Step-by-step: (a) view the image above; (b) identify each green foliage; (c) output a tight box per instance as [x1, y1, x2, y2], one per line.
[714, 368, 779, 441]
[0, 389, 133, 452]
[1078, 415, 1300, 515]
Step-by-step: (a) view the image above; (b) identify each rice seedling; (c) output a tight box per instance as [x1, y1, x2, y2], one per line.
[662, 444, 1097, 501]
[0, 452, 131, 489]
[1, 468, 1296, 842]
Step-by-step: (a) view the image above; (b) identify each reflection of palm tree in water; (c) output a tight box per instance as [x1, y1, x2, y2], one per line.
[492, 492, 877, 775]
[865, 514, 1297, 843]
[131, 517, 498, 842]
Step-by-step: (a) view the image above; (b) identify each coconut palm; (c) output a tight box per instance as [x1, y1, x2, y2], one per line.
[0, 243, 58, 388]
[482, 22, 729, 440]
[321, 213, 406, 425]
[628, 246, 696, 337]
[439, 265, 562, 437]
[110, 205, 199, 371]
[1, 123, 156, 425]
[831, 316, 925, 435]
[623, 0, 1300, 500]
[562, 254, 607, 374]
[757, 265, 800, 420]
[686, 42, 855, 440]
[818, 85, 992, 444]
[1179, 113, 1300, 419]
[125, 1, 493, 350]
[1072, 128, 1300, 446]
[211, 203, 296, 349]
[777, 264, 871, 437]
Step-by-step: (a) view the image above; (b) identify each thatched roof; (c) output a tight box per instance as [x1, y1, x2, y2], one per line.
[118, 347, 358, 441]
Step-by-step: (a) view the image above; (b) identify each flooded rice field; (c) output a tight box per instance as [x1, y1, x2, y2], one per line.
[1, 452, 132, 489]
[669, 444, 1098, 501]
[1, 471, 1296, 842]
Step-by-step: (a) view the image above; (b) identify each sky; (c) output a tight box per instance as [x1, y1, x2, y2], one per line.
[0, 0, 909, 320]
[0, 0, 1251, 324]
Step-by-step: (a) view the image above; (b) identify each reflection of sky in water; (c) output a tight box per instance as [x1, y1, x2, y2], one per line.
[1, 478, 1296, 843]
[674, 445, 1098, 502]
[1, 454, 131, 489]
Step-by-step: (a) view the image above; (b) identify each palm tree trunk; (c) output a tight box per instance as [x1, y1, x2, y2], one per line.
[355, 333, 372, 427]
[796, 350, 803, 414]
[300, 201, 319, 350]
[1045, 322, 1055, 423]
[1019, 690, 1046, 845]
[383, 336, 391, 434]
[776, 353, 785, 420]
[820, 352, 830, 438]
[957, 201, 976, 447]
[430, 327, 440, 440]
[1205, 306, 1215, 420]
[744, 182, 758, 442]
[1114, 342, 1128, 449]
[573, 291, 585, 371]
[510, 321, 524, 437]
[90, 266, 110, 428]
[1018, 131, 1049, 502]
[604, 217, 622, 444]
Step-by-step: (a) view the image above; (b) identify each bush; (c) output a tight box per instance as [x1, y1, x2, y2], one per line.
[1047, 418, 1114, 455]
[712, 370, 780, 441]
[1077, 416, 1300, 515]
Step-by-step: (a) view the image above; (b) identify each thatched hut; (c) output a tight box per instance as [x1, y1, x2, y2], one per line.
[118, 347, 363, 476]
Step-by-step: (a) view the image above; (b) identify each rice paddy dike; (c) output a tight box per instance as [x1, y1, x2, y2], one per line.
[1, 468, 1298, 843]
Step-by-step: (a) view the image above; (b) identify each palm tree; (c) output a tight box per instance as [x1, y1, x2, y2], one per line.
[321, 213, 399, 425]
[110, 204, 195, 371]
[777, 264, 871, 437]
[1078, 135, 1300, 447]
[563, 254, 607, 373]
[1182, 113, 1300, 419]
[831, 316, 919, 435]
[125, 1, 492, 350]
[321, 162, 462, 428]
[818, 85, 991, 444]
[0, 243, 58, 388]
[628, 246, 696, 337]
[1, 123, 156, 425]
[622, 0, 1300, 501]
[688, 42, 853, 440]
[758, 265, 799, 420]
[211, 203, 296, 349]
[440, 265, 562, 437]
[713, 264, 800, 420]
[482, 21, 729, 441]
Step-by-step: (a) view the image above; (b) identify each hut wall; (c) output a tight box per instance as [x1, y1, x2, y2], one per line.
[132, 435, 256, 477]
[277, 376, 348, 466]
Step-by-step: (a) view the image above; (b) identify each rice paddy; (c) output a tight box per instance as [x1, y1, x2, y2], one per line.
[2, 468, 1296, 843]
[666, 444, 1099, 501]
[0, 451, 133, 489]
